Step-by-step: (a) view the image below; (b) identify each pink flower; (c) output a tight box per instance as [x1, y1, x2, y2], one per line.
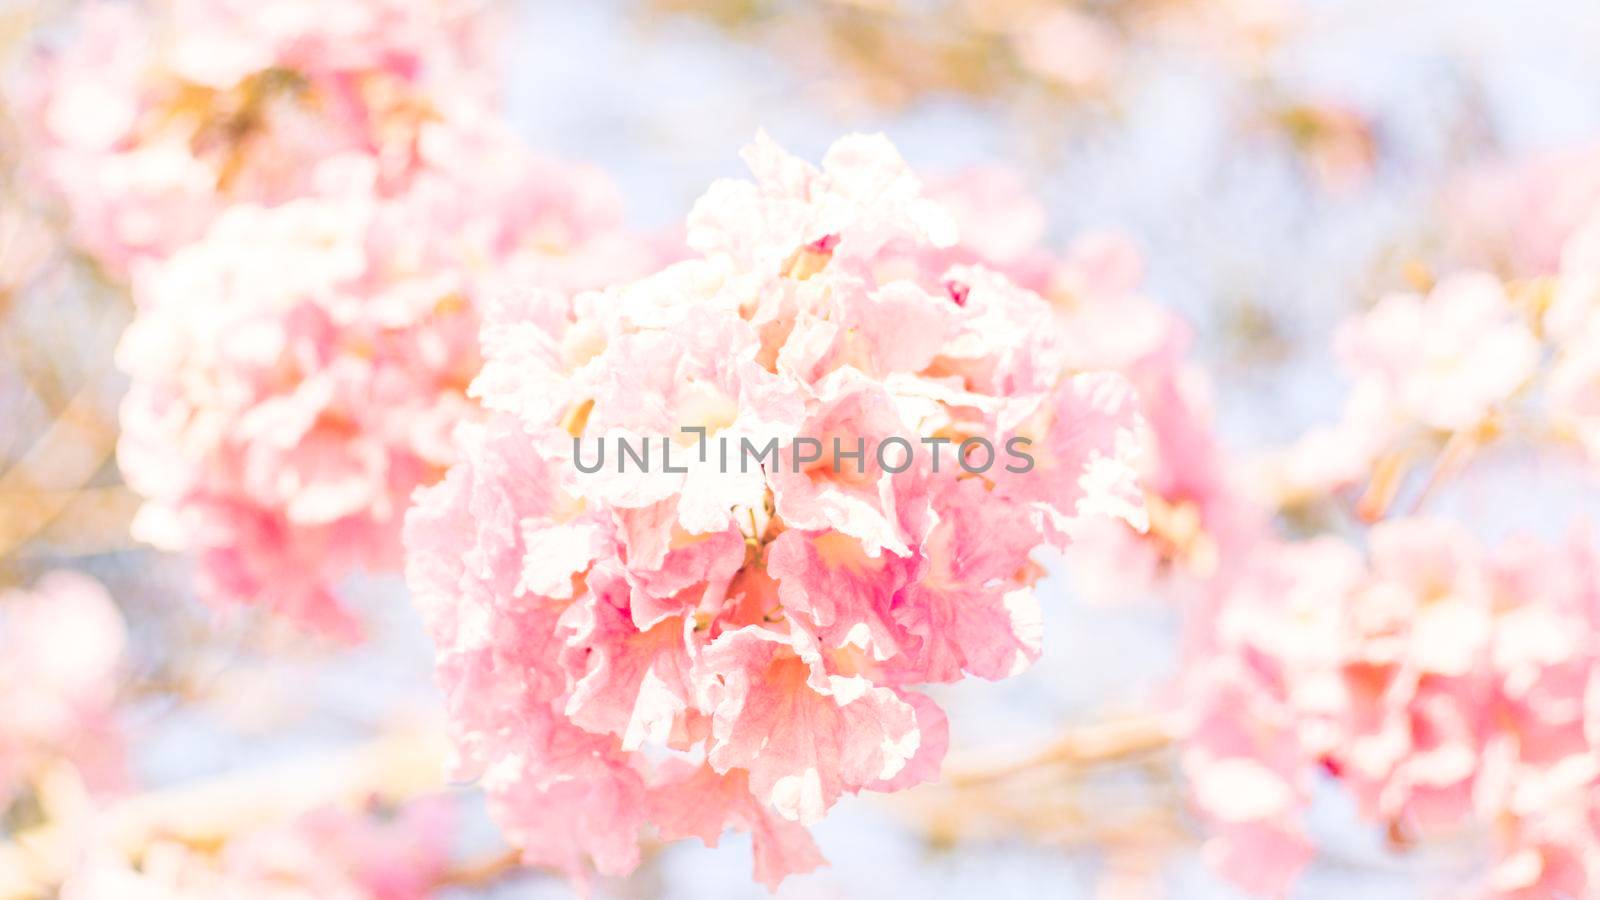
[0, 571, 127, 811]
[1444, 143, 1600, 278]
[697, 626, 922, 823]
[405, 133, 1146, 889]
[922, 168, 1050, 271]
[1185, 520, 1600, 897]
[925, 170, 1245, 599]
[648, 762, 827, 891]
[116, 120, 645, 636]
[1336, 273, 1539, 435]
[1182, 537, 1357, 895]
[14, 0, 499, 275]
[1269, 272, 1541, 504]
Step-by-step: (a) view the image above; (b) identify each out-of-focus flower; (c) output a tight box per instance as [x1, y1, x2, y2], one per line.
[115, 115, 647, 637]
[61, 797, 455, 900]
[1444, 144, 1600, 278]
[1269, 272, 1540, 506]
[1548, 211, 1600, 464]
[1186, 518, 1600, 898]
[405, 132, 1147, 889]
[1182, 535, 1357, 895]
[1050, 255, 1260, 600]
[1336, 273, 1539, 435]
[0, 571, 127, 812]
[924, 172, 1255, 601]
[15, 0, 499, 276]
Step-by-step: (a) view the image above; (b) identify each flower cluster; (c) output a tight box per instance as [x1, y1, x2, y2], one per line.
[1182, 144, 1600, 896]
[1044, 244, 1257, 603]
[0, 571, 127, 812]
[1185, 519, 1600, 897]
[16, 0, 497, 276]
[115, 123, 643, 636]
[405, 133, 1148, 887]
[1267, 140, 1600, 518]
[1269, 272, 1544, 512]
[30, 5, 1600, 897]
[925, 170, 1254, 603]
[43, 0, 661, 636]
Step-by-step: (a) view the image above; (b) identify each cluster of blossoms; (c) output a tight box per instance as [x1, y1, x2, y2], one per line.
[115, 124, 643, 636]
[63, 798, 454, 900]
[28, 4, 1600, 897]
[15, 0, 661, 635]
[923, 169, 1256, 604]
[1042, 251, 1258, 604]
[1269, 272, 1545, 513]
[1268, 142, 1600, 517]
[0, 571, 127, 813]
[15, 0, 498, 275]
[405, 132, 1149, 887]
[1182, 146, 1600, 897]
[1184, 519, 1600, 897]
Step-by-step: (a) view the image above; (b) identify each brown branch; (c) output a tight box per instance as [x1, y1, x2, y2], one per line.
[433, 847, 529, 890]
[943, 714, 1174, 788]
[881, 714, 1184, 852]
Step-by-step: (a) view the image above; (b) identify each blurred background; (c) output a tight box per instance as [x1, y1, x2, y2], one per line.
[4, 0, 1600, 897]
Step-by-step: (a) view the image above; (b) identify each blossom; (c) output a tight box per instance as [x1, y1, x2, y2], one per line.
[1444, 144, 1600, 278]
[405, 132, 1146, 888]
[1184, 519, 1600, 897]
[1054, 311, 1256, 602]
[928, 170, 1248, 602]
[115, 118, 645, 636]
[15, 0, 499, 275]
[1336, 273, 1539, 435]
[1269, 272, 1541, 505]
[0, 571, 127, 812]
